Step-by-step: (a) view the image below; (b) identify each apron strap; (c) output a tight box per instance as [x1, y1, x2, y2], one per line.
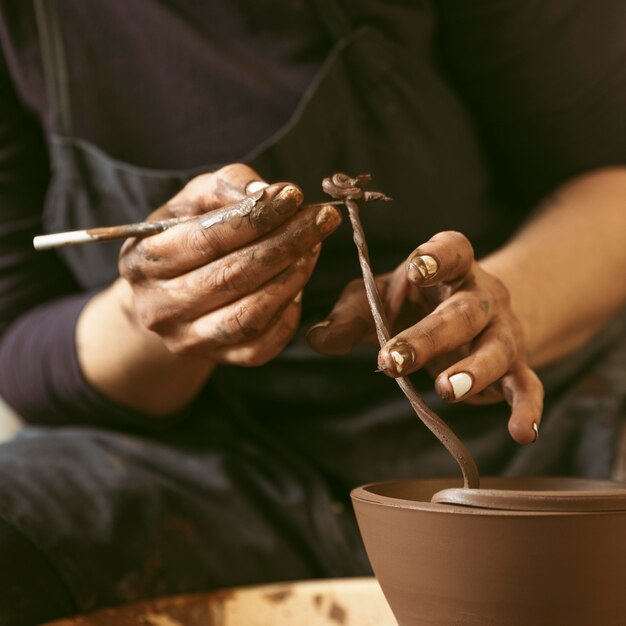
[33, 0, 74, 136]
[312, 0, 353, 41]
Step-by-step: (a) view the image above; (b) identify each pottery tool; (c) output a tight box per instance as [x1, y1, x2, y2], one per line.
[33, 199, 346, 250]
[322, 173, 480, 489]
[33, 215, 194, 250]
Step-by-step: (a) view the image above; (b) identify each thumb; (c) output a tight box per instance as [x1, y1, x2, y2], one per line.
[204, 163, 269, 204]
[306, 278, 376, 356]
[163, 163, 270, 217]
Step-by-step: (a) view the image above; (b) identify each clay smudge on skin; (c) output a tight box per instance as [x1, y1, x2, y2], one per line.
[386, 339, 414, 374]
[200, 189, 266, 231]
[215, 173, 249, 202]
[83, 217, 187, 239]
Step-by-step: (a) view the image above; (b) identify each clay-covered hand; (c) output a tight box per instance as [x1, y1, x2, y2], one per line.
[119, 163, 342, 366]
[307, 231, 543, 444]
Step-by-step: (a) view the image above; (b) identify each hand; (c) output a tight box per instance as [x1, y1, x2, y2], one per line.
[307, 231, 543, 444]
[118, 163, 342, 367]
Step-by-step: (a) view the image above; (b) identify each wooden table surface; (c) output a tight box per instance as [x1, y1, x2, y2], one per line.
[43, 577, 398, 626]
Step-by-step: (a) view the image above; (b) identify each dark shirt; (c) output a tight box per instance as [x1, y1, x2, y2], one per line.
[0, 0, 330, 425]
[0, 0, 625, 430]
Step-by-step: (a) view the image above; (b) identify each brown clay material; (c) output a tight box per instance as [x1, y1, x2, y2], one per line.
[352, 476, 626, 626]
[85, 216, 193, 240]
[323, 173, 480, 489]
[432, 481, 626, 511]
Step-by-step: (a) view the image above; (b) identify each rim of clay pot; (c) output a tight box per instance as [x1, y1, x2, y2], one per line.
[430, 486, 626, 511]
[351, 476, 626, 517]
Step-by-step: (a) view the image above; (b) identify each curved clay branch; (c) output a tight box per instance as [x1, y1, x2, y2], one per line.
[322, 172, 480, 489]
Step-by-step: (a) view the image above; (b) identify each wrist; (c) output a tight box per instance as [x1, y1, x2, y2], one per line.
[77, 278, 215, 416]
[77, 278, 165, 361]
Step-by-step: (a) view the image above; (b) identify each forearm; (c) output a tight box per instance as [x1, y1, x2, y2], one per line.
[76, 278, 215, 417]
[482, 167, 626, 368]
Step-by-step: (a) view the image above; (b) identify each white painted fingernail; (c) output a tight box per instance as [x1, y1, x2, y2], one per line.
[387, 343, 414, 375]
[390, 350, 406, 373]
[532, 422, 539, 443]
[245, 180, 269, 195]
[449, 372, 473, 399]
[293, 290, 303, 304]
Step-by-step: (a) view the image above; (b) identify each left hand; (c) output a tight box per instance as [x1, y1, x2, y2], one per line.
[307, 231, 544, 444]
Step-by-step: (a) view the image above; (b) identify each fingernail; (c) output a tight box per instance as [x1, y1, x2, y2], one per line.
[532, 422, 539, 443]
[386, 343, 414, 375]
[374, 366, 387, 373]
[306, 320, 332, 338]
[408, 254, 438, 282]
[273, 185, 303, 214]
[449, 372, 473, 399]
[315, 205, 342, 234]
[246, 180, 269, 195]
[293, 290, 303, 304]
[248, 187, 266, 203]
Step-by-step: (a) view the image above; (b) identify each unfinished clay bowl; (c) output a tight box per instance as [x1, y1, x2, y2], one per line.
[351, 476, 626, 626]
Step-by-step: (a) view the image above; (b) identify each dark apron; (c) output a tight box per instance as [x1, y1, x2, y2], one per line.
[25, 0, 626, 609]
[34, 0, 626, 481]
[34, 0, 521, 463]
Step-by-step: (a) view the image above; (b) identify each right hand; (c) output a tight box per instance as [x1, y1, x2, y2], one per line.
[118, 164, 342, 367]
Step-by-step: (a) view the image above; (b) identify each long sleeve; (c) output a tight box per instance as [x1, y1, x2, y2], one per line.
[436, 0, 626, 204]
[0, 44, 161, 429]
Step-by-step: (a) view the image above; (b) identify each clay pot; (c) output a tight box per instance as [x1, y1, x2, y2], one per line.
[351, 476, 626, 626]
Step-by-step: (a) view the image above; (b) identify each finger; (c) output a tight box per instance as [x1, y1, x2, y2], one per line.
[152, 236, 321, 329]
[178, 252, 317, 355]
[140, 199, 338, 293]
[306, 278, 374, 355]
[147, 164, 266, 222]
[213, 295, 301, 367]
[166, 163, 267, 212]
[385, 262, 414, 329]
[378, 290, 492, 376]
[462, 382, 506, 405]
[168, 203, 339, 314]
[132, 243, 320, 334]
[434, 323, 518, 401]
[308, 258, 421, 357]
[501, 365, 544, 445]
[120, 183, 304, 279]
[406, 231, 474, 286]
